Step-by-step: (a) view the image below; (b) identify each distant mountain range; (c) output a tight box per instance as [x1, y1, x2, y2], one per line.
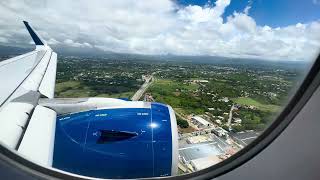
[0, 44, 109, 57]
[0, 45, 309, 70]
[0, 45, 33, 56]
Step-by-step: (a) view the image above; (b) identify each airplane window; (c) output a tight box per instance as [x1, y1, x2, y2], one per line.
[0, 0, 319, 179]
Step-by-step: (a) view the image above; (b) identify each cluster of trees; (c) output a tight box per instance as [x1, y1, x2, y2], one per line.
[177, 117, 189, 128]
[83, 77, 140, 94]
[220, 107, 277, 132]
[229, 108, 276, 132]
[56, 58, 148, 96]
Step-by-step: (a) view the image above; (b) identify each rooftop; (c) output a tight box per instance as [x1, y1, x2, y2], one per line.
[191, 116, 213, 127]
[190, 155, 222, 171]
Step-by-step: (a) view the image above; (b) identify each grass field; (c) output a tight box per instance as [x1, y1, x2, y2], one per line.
[232, 97, 280, 112]
[152, 79, 199, 91]
[55, 81, 134, 98]
[149, 79, 199, 98]
[55, 81, 91, 97]
[148, 78, 205, 114]
[95, 92, 134, 99]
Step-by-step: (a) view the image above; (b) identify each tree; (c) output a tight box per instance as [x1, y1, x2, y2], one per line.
[177, 118, 189, 128]
[232, 125, 245, 132]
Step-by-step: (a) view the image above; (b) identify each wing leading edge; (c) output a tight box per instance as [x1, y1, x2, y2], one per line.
[0, 22, 179, 178]
[0, 22, 57, 166]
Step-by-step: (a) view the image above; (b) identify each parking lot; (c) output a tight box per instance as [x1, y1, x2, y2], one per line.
[179, 142, 224, 162]
[230, 131, 261, 146]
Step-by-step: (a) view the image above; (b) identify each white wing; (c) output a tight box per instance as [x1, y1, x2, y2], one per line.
[0, 21, 57, 166]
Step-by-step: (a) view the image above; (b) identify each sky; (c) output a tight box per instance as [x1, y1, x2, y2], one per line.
[0, 0, 319, 61]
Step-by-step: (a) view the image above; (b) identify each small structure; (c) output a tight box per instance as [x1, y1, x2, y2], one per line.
[248, 105, 257, 110]
[234, 118, 242, 124]
[186, 135, 210, 144]
[215, 119, 222, 124]
[217, 116, 224, 120]
[191, 116, 213, 129]
[212, 127, 229, 138]
[219, 97, 229, 102]
[184, 79, 209, 83]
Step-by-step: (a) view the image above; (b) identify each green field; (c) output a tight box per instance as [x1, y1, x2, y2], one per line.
[232, 97, 280, 112]
[152, 79, 199, 91]
[55, 81, 134, 98]
[148, 78, 205, 114]
[95, 92, 134, 99]
[55, 81, 91, 97]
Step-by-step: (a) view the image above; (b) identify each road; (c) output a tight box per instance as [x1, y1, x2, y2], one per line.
[227, 104, 235, 127]
[131, 75, 153, 101]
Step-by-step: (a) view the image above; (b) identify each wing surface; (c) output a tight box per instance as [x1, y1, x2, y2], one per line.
[0, 22, 57, 166]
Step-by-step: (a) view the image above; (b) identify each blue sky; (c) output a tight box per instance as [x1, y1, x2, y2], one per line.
[178, 0, 320, 27]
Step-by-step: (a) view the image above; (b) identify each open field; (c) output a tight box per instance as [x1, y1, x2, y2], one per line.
[232, 97, 280, 112]
[55, 81, 91, 97]
[151, 79, 199, 91]
[178, 126, 197, 134]
[55, 81, 134, 98]
[148, 78, 204, 114]
[95, 92, 134, 99]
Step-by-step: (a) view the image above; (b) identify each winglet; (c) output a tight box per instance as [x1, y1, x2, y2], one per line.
[23, 21, 46, 46]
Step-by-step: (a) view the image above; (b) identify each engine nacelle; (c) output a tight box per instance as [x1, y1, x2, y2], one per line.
[48, 98, 178, 179]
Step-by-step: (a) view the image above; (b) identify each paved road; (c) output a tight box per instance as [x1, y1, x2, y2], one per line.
[131, 75, 153, 101]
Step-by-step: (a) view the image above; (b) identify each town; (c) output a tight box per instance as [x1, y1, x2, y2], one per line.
[55, 55, 306, 174]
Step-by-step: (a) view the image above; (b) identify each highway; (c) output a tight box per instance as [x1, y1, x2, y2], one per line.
[131, 75, 153, 101]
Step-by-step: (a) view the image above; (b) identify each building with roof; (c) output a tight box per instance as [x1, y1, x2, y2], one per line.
[212, 127, 229, 138]
[190, 155, 222, 171]
[191, 116, 213, 129]
[186, 135, 210, 144]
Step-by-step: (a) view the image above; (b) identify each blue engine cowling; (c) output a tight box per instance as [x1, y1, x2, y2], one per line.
[52, 102, 178, 179]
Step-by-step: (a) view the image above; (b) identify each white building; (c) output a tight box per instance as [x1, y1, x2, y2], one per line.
[212, 127, 229, 138]
[234, 118, 242, 124]
[215, 119, 222, 124]
[219, 97, 230, 102]
[191, 116, 213, 129]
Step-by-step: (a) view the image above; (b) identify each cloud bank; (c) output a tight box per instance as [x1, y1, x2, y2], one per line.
[0, 0, 319, 61]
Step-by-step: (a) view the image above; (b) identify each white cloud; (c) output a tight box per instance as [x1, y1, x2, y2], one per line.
[226, 12, 257, 34]
[0, 37, 8, 43]
[47, 38, 60, 45]
[0, 0, 319, 61]
[63, 39, 92, 48]
[244, 0, 253, 15]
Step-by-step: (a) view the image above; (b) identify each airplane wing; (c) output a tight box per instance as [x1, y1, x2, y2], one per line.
[0, 21, 57, 166]
[0, 22, 178, 178]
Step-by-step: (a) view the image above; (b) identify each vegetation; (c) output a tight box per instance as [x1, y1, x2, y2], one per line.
[55, 55, 306, 132]
[55, 80, 134, 98]
[147, 79, 205, 114]
[232, 97, 280, 112]
[55, 57, 146, 98]
[55, 81, 92, 97]
[176, 116, 189, 128]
